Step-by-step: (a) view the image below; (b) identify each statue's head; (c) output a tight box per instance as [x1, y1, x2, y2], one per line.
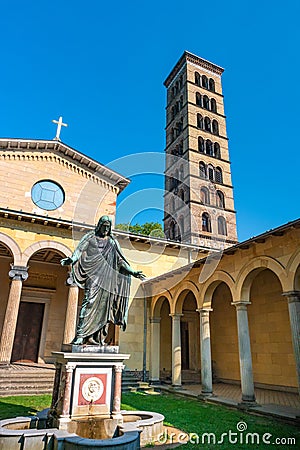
[95, 215, 112, 237]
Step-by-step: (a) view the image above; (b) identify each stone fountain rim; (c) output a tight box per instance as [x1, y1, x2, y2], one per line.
[121, 410, 164, 426]
[0, 409, 165, 438]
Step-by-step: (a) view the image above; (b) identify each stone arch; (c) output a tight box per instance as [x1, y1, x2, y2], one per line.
[200, 270, 235, 308]
[16, 240, 72, 363]
[173, 280, 199, 313]
[0, 232, 22, 266]
[235, 256, 288, 301]
[21, 240, 72, 266]
[151, 291, 172, 317]
[286, 248, 300, 291]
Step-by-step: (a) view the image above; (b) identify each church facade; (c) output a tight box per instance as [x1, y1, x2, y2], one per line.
[0, 52, 299, 400]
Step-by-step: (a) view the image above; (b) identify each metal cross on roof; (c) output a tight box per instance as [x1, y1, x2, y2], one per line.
[52, 116, 68, 141]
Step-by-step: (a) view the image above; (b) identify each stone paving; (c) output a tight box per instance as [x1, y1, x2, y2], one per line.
[160, 383, 300, 422]
[184, 383, 300, 408]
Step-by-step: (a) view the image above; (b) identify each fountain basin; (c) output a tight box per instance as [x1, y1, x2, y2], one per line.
[0, 410, 164, 449]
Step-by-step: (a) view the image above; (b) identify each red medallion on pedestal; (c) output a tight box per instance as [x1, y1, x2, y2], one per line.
[78, 373, 107, 406]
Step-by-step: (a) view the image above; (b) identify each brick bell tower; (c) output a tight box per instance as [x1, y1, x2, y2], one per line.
[163, 51, 238, 249]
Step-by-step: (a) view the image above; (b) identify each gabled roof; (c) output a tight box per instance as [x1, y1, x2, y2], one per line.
[0, 138, 130, 193]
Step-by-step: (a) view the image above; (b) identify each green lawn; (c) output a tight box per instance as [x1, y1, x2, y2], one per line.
[0, 392, 299, 449]
[0, 394, 51, 420]
[122, 392, 299, 449]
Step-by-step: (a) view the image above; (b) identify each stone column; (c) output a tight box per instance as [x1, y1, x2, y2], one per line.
[198, 308, 213, 396]
[282, 291, 300, 394]
[149, 317, 161, 383]
[61, 363, 76, 418]
[112, 364, 124, 420]
[170, 313, 183, 387]
[63, 274, 79, 344]
[232, 301, 256, 403]
[0, 265, 28, 364]
[51, 362, 62, 411]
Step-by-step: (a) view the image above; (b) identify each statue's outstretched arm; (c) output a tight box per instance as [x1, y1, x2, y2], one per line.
[121, 261, 146, 279]
[112, 236, 146, 279]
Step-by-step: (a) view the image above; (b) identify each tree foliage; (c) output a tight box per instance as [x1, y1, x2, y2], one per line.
[115, 222, 164, 238]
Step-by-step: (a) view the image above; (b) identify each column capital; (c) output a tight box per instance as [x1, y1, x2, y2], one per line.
[8, 265, 28, 281]
[65, 363, 76, 372]
[282, 291, 300, 303]
[150, 317, 161, 324]
[231, 301, 251, 310]
[114, 364, 125, 373]
[196, 307, 213, 314]
[169, 313, 183, 320]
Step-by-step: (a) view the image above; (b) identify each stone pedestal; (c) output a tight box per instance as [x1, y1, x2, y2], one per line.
[50, 348, 130, 439]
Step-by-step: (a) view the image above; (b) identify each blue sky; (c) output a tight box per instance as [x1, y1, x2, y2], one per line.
[1, 0, 299, 242]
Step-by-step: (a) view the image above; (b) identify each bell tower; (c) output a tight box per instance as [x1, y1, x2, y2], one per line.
[163, 51, 238, 249]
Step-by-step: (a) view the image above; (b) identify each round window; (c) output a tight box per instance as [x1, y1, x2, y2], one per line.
[31, 180, 65, 211]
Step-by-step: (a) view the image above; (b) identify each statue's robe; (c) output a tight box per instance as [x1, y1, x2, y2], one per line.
[70, 232, 131, 339]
